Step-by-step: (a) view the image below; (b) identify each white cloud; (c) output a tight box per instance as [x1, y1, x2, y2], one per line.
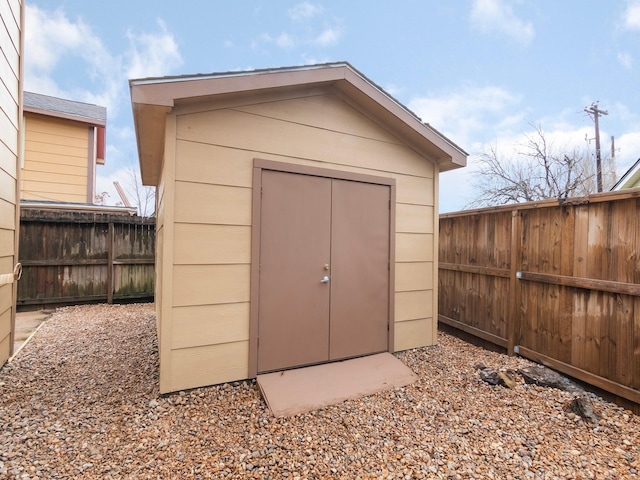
[125, 19, 183, 79]
[615, 131, 640, 169]
[409, 85, 523, 149]
[314, 27, 343, 47]
[470, 0, 535, 46]
[25, 5, 183, 118]
[623, 0, 640, 29]
[275, 32, 296, 49]
[618, 52, 633, 69]
[25, 5, 113, 96]
[289, 2, 324, 22]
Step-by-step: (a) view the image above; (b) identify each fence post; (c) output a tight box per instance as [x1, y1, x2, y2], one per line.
[107, 221, 114, 304]
[507, 209, 522, 355]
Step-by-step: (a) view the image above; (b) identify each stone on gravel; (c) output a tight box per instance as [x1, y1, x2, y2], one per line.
[519, 364, 584, 392]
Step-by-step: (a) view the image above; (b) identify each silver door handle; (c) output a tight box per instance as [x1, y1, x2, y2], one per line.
[320, 275, 330, 283]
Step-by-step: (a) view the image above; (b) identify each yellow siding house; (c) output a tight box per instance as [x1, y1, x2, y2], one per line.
[21, 92, 106, 204]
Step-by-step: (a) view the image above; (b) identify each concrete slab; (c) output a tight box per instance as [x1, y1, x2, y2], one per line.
[12, 310, 52, 357]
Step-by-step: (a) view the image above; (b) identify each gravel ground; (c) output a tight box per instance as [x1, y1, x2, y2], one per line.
[1, 304, 638, 479]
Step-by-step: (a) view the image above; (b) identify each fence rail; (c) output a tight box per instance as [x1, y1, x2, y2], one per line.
[439, 189, 640, 406]
[18, 207, 155, 308]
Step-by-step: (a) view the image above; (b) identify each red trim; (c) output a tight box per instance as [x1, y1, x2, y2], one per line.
[96, 126, 106, 164]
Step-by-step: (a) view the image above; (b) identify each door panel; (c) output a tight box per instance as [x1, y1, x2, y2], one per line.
[329, 179, 390, 359]
[257, 171, 332, 372]
[257, 169, 391, 373]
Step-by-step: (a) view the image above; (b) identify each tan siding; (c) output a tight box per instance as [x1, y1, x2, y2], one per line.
[396, 204, 434, 234]
[19, 160, 85, 176]
[394, 318, 434, 351]
[396, 262, 433, 292]
[170, 341, 249, 391]
[172, 264, 250, 307]
[173, 224, 251, 265]
[21, 180, 86, 202]
[0, 195, 16, 231]
[25, 126, 89, 148]
[174, 181, 252, 225]
[21, 114, 89, 202]
[157, 114, 177, 394]
[0, 136, 17, 178]
[0, 84, 18, 127]
[21, 150, 87, 167]
[432, 171, 440, 341]
[155, 223, 163, 337]
[0, 228, 14, 257]
[395, 290, 433, 322]
[175, 141, 253, 187]
[234, 93, 405, 145]
[0, 334, 9, 367]
[0, 107, 18, 158]
[0, 57, 19, 112]
[396, 233, 433, 262]
[176, 108, 434, 178]
[0, 167, 16, 202]
[160, 89, 440, 391]
[0, 307, 11, 343]
[0, 283, 12, 356]
[22, 169, 86, 184]
[171, 302, 249, 349]
[394, 175, 434, 205]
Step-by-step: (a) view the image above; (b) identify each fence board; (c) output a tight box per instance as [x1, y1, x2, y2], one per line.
[17, 208, 155, 307]
[439, 189, 640, 406]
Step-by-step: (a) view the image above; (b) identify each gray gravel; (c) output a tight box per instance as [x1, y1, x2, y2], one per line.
[1, 303, 638, 479]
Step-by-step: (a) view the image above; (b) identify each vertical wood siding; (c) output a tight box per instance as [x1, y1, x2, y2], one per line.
[160, 90, 439, 392]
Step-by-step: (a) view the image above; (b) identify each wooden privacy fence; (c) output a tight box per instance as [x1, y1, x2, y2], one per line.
[439, 189, 640, 405]
[18, 208, 155, 308]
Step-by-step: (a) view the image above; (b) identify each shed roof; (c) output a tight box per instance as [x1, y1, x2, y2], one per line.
[130, 62, 467, 186]
[24, 91, 107, 126]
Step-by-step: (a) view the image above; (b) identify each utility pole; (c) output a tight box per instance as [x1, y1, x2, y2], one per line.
[584, 102, 608, 192]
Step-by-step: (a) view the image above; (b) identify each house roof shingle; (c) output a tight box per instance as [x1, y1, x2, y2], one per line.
[24, 91, 106, 126]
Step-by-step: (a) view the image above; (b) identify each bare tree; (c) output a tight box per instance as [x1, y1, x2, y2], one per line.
[468, 124, 613, 208]
[116, 164, 155, 217]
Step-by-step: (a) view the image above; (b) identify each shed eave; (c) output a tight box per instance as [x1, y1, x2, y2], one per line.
[132, 102, 171, 186]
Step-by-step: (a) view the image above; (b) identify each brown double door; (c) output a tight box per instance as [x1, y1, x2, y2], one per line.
[257, 170, 390, 373]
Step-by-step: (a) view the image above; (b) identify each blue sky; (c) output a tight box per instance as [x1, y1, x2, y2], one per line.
[24, 0, 640, 212]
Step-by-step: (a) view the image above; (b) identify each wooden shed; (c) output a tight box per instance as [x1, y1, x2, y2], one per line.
[130, 62, 467, 394]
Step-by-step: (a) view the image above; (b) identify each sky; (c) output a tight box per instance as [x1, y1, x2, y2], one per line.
[23, 0, 640, 212]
